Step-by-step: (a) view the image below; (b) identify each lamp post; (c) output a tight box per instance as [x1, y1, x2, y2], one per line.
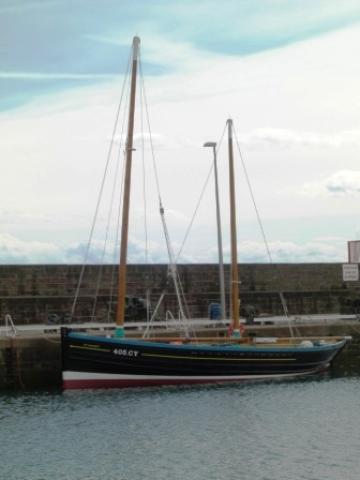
[203, 141, 226, 320]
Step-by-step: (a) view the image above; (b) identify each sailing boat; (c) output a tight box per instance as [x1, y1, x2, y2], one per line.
[61, 37, 349, 389]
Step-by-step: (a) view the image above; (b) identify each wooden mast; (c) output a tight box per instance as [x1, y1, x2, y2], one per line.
[227, 118, 241, 336]
[115, 36, 140, 337]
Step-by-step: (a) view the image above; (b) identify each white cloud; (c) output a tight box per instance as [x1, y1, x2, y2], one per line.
[0, 233, 168, 265]
[235, 239, 346, 263]
[87, 33, 217, 72]
[133, 132, 183, 150]
[301, 170, 360, 197]
[2, 25, 360, 262]
[0, 209, 51, 225]
[0, 229, 348, 264]
[0, 234, 61, 264]
[0, 71, 115, 80]
[240, 127, 360, 149]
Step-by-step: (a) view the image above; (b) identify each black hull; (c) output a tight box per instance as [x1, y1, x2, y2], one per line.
[61, 329, 347, 389]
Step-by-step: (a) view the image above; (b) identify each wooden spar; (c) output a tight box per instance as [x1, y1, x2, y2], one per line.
[115, 36, 140, 332]
[227, 119, 240, 334]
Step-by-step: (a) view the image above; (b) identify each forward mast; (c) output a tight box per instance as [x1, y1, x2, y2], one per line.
[115, 36, 140, 337]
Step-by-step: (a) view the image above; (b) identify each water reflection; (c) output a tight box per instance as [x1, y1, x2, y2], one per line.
[1, 374, 360, 480]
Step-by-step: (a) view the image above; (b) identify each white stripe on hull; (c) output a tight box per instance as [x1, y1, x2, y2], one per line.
[63, 369, 323, 383]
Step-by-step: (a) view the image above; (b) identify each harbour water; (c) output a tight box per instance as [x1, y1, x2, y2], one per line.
[1, 369, 359, 480]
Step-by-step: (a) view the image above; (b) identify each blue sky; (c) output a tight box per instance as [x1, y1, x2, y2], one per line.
[1, 0, 360, 263]
[2, 0, 360, 109]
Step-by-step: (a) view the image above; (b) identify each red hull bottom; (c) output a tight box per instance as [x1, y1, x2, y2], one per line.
[63, 378, 251, 389]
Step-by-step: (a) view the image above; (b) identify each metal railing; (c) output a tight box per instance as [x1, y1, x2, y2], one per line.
[2, 314, 18, 337]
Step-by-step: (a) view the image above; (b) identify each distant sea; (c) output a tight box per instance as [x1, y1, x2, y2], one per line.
[1, 367, 359, 480]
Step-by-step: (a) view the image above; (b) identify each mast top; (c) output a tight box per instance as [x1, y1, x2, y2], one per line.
[227, 118, 233, 138]
[132, 36, 141, 60]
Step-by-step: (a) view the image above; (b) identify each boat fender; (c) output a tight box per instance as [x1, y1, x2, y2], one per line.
[300, 340, 313, 348]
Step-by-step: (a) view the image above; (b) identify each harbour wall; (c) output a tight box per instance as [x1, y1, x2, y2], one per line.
[0, 263, 360, 325]
[0, 335, 61, 390]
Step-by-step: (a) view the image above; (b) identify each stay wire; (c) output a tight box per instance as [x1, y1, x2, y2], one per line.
[139, 55, 163, 204]
[107, 76, 132, 322]
[139, 71, 152, 324]
[140, 73, 149, 266]
[90, 125, 125, 322]
[176, 122, 227, 261]
[71, 50, 132, 318]
[91, 59, 132, 322]
[232, 125, 292, 330]
[107, 156, 127, 322]
[232, 126, 273, 264]
[173, 124, 227, 331]
[145, 124, 228, 336]
[139, 56, 189, 331]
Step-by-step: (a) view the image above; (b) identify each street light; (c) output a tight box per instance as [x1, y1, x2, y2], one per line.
[203, 141, 226, 320]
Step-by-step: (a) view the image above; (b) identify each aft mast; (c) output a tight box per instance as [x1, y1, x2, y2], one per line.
[227, 119, 241, 337]
[115, 36, 140, 337]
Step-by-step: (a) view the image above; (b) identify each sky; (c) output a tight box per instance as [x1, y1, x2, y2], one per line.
[1, 0, 360, 264]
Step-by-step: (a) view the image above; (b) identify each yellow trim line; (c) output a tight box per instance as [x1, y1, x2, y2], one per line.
[70, 345, 112, 353]
[142, 353, 296, 362]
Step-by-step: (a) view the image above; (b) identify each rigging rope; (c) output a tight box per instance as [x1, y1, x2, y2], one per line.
[139, 56, 195, 335]
[90, 59, 132, 323]
[173, 124, 227, 335]
[106, 81, 132, 322]
[107, 156, 126, 322]
[174, 124, 227, 334]
[140, 72, 149, 266]
[232, 125, 296, 337]
[142, 123, 228, 338]
[140, 67, 151, 324]
[71, 51, 132, 318]
[176, 123, 227, 261]
[90, 133, 124, 321]
[139, 56, 162, 204]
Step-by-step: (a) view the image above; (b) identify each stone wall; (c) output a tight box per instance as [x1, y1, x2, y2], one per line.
[0, 263, 360, 325]
[0, 335, 61, 389]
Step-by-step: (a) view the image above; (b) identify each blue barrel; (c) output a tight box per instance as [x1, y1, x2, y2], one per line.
[208, 302, 222, 320]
